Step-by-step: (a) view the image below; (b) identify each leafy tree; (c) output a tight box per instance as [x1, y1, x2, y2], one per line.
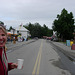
[43, 24, 48, 36]
[8, 26, 13, 31]
[24, 22, 35, 38]
[24, 22, 53, 38]
[33, 23, 41, 38]
[42, 24, 53, 37]
[52, 8, 74, 40]
[0, 21, 4, 25]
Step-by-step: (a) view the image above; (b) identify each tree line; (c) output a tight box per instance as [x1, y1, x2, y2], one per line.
[23, 22, 53, 38]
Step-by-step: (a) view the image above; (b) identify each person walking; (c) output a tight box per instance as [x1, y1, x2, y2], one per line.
[0, 24, 18, 75]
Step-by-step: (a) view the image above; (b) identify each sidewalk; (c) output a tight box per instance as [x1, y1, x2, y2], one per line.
[51, 41, 75, 59]
[6, 39, 35, 50]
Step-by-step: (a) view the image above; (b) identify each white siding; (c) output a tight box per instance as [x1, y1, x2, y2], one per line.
[10, 25, 30, 39]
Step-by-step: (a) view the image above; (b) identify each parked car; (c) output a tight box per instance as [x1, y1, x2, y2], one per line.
[53, 38, 58, 42]
[46, 37, 52, 40]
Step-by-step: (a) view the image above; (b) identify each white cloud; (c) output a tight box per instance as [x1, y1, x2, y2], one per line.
[0, 0, 75, 29]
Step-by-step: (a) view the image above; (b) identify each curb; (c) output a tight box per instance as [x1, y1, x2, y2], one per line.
[6, 40, 36, 53]
[50, 41, 75, 60]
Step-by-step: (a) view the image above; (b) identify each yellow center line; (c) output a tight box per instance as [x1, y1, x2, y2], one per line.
[32, 40, 43, 75]
[36, 41, 43, 75]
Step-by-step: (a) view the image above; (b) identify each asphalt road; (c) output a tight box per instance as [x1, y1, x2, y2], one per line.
[7, 39, 74, 75]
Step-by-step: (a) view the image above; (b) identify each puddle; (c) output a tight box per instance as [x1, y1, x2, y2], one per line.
[51, 59, 66, 70]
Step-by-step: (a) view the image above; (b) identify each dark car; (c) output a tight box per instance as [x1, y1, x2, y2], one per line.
[53, 38, 58, 42]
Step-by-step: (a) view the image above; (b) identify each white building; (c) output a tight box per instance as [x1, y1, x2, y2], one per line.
[11, 25, 31, 39]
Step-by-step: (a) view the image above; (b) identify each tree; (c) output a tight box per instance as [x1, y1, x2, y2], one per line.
[24, 22, 53, 38]
[0, 21, 4, 25]
[42, 24, 53, 37]
[24, 22, 35, 38]
[52, 8, 74, 40]
[8, 26, 13, 31]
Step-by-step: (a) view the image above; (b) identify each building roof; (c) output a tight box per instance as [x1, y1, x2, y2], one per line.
[15, 25, 29, 32]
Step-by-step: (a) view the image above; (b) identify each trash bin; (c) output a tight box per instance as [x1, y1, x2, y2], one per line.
[66, 40, 70, 46]
[13, 40, 16, 44]
[70, 41, 73, 46]
[71, 44, 75, 50]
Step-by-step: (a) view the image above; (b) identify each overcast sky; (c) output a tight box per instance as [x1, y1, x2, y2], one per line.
[0, 0, 75, 29]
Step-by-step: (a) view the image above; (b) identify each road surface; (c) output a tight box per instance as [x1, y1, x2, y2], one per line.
[7, 39, 75, 75]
